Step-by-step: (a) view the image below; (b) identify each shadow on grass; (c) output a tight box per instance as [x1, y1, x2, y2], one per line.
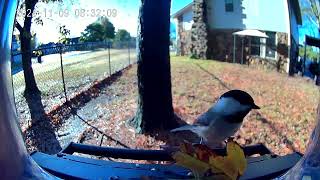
[254, 112, 298, 152]
[23, 92, 62, 154]
[74, 113, 130, 148]
[23, 69, 130, 153]
[47, 68, 131, 149]
[194, 63, 231, 90]
[192, 62, 298, 153]
[48, 69, 125, 124]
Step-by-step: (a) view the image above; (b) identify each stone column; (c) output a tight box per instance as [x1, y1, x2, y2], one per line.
[177, 17, 183, 56]
[191, 0, 209, 59]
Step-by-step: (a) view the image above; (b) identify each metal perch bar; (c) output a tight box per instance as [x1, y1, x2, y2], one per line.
[60, 142, 273, 161]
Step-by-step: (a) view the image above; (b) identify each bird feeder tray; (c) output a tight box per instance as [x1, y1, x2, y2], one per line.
[31, 142, 301, 179]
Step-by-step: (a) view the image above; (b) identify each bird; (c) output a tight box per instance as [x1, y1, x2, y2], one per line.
[171, 89, 260, 147]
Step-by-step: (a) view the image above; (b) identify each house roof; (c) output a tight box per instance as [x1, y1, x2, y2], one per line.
[233, 29, 269, 38]
[171, 2, 192, 18]
[290, 0, 302, 25]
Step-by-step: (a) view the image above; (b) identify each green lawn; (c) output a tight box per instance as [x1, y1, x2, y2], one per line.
[13, 49, 136, 124]
[13, 49, 136, 97]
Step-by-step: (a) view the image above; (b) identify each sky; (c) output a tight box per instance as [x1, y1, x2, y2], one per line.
[28, 0, 191, 44]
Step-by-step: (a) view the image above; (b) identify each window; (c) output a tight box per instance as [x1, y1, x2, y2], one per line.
[266, 32, 276, 58]
[225, 0, 234, 12]
[251, 37, 260, 56]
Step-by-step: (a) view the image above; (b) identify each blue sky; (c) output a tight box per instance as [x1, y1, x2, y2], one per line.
[172, 0, 192, 14]
[30, 0, 316, 45]
[31, 0, 191, 43]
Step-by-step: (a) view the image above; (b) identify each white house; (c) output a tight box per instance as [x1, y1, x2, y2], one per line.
[172, 0, 302, 74]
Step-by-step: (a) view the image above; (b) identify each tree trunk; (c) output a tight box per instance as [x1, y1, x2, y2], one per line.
[129, 0, 178, 133]
[19, 0, 40, 95]
[20, 32, 40, 95]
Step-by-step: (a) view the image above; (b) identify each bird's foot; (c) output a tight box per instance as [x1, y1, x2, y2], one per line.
[227, 136, 235, 141]
[200, 137, 204, 144]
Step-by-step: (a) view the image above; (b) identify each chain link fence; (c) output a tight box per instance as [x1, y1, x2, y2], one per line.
[11, 40, 137, 124]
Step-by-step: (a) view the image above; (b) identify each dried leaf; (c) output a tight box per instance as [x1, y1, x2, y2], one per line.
[172, 151, 210, 177]
[227, 141, 247, 175]
[209, 141, 247, 180]
[210, 156, 237, 180]
[172, 141, 247, 180]
[194, 144, 217, 163]
[180, 141, 194, 155]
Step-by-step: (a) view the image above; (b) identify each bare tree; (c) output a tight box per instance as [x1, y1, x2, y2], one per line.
[14, 0, 73, 95]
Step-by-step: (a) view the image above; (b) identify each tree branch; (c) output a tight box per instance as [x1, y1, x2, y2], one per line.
[15, 21, 23, 33]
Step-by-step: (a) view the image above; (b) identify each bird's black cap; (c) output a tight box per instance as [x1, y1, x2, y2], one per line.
[221, 89, 260, 109]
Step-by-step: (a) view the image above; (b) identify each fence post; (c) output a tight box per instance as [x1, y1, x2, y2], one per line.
[108, 42, 112, 76]
[59, 45, 68, 103]
[128, 41, 131, 65]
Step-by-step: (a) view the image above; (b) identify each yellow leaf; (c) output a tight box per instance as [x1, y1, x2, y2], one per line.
[172, 151, 210, 177]
[209, 141, 247, 180]
[194, 144, 218, 163]
[171, 141, 247, 180]
[227, 141, 247, 175]
[209, 156, 237, 180]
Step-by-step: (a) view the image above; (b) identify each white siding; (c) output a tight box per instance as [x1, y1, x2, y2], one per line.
[182, 9, 193, 31]
[207, 0, 290, 34]
[207, 0, 245, 29]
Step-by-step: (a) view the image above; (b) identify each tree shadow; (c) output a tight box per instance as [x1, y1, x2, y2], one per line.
[254, 112, 298, 152]
[23, 92, 62, 154]
[195, 63, 299, 152]
[145, 114, 201, 147]
[48, 70, 124, 125]
[195, 63, 231, 90]
[153, 63, 299, 153]
[74, 113, 130, 148]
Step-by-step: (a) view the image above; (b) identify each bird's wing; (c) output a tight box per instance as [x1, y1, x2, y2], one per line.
[170, 124, 207, 136]
[170, 125, 194, 132]
[195, 113, 211, 126]
[195, 106, 218, 126]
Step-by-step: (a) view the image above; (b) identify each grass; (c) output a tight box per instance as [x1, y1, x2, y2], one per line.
[81, 56, 319, 156]
[13, 49, 136, 94]
[13, 49, 136, 124]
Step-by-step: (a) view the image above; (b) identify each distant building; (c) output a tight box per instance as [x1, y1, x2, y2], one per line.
[37, 42, 59, 55]
[172, 0, 302, 74]
[68, 37, 80, 44]
[11, 35, 22, 64]
[11, 35, 20, 52]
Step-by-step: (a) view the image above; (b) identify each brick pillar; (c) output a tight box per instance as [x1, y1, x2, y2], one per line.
[191, 0, 209, 59]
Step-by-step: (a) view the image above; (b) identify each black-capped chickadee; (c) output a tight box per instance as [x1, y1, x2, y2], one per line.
[171, 89, 260, 147]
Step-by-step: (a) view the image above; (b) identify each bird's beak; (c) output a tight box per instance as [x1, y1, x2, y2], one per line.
[252, 104, 260, 109]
